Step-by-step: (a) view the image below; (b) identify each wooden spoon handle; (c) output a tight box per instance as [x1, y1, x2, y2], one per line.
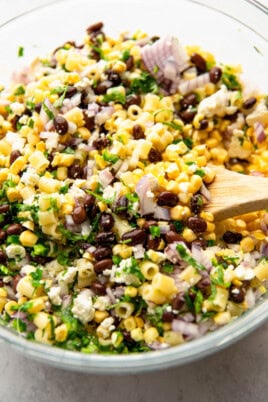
[204, 168, 268, 221]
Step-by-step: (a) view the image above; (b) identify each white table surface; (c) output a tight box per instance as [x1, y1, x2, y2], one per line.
[0, 1, 267, 401]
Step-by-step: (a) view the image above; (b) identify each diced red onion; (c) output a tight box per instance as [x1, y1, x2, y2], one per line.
[153, 205, 170, 221]
[12, 311, 27, 320]
[87, 102, 100, 115]
[62, 295, 72, 309]
[40, 98, 57, 124]
[159, 223, 171, 234]
[172, 319, 200, 339]
[113, 286, 125, 299]
[106, 287, 116, 304]
[136, 175, 158, 216]
[95, 106, 114, 125]
[133, 244, 145, 259]
[178, 72, 210, 95]
[180, 312, 195, 322]
[191, 243, 212, 270]
[12, 67, 31, 85]
[99, 168, 114, 187]
[164, 241, 187, 264]
[86, 160, 95, 179]
[254, 122, 266, 143]
[245, 288, 255, 308]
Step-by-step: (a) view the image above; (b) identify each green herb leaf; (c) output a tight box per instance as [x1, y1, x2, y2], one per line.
[194, 290, 204, 314]
[30, 267, 43, 288]
[59, 184, 69, 194]
[162, 262, 174, 274]
[42, 102, 54, 120]
[28, 118, 34, 128]
[222, 67, 242, 90]
[0, 264, 18, 277]
[211, 265, 230, 288]
[102, 89, 126, 105]
[176, 243, 205, 271]
[17, 46, 24, 57]
[102, 149, 120, 164]
[32, 243, 49, 257]
[172, 220, 184, 233]
[62, 146, 75, 154]
[130, 72, 158, 94]
[195, 169, 205, 177]
[149, 225, 161, 239]
[53, 86, 67, 108]
[14, 85, 25, 96]
[163, 121, 183, 131]
[121, 49, 130, 62]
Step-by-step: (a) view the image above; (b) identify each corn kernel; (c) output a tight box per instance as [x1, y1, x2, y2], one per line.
[5, 300, 18, 316]
[19, 230, 38, 247]
[240, 236, 255, 252]
[123, 317, 136, 331]
[130, 328, 144, 342]
[55, 323, 68, 342]
[144, 327, 159, 344]
[125, 286, 138, 298]
[94, 310, 109, 323]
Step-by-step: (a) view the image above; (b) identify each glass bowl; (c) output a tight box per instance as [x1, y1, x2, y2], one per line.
[0, 0, 267, 374]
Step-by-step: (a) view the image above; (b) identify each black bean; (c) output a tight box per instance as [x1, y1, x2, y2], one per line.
[162, 310, 175, 322]
[187, 216, 207, 233]
[123, 330, 135, 345]
[229, 285, 246, 303]
[83, 110, 95, 131]
[72, 205, 87, 224]
[68, 164, 83, 179]
[83, 194, 96, 208]
[34, 102, 42, 113]
[209, 66, 222, 84]
[190, 194, 203, 214]
[10, 150, 21, 165]
[142, 220, 158, 230]
[180, 109, 196, 123]
[199, 119, 209, 130]
[93, 246, 112, 261]
[196, 276, 211, 291]
[242, 97, 257, 110]
[95, 80, 113, 95]
[125, 55, 134, 70]
[94, 258, 113, 274]
[0, 204, 10, 214]
[222, 230, 242, 244]
[12, 274, 21, 292]
[165, 231, 184, 244]
[100, 213, 114, 231]
[53, 115, 68, 135]
[87, 22, 104, 33]
[146, 235, 161, 250]
[10, 115, 20, 131]
[92, 137, 110, 150]
[157, 191, 178, 207]
[0, 230, 6, 243]
[180, 93, 198, 111]
[0, 250, 7, 264]
[91, 280, 107, 295]
[132, 124, 145, 140]
[121, 228, 147, 246]
[172, 294, 184, 311]
[125, 94, 141, 108]
[148, 148, 162, 163]
[6, 223, 23, 236]
[30, 255, 49, 265]
[95, 231, 116, 245]
[190, 53, 207, 73]
[106, 70, 121, 86]
[113, 196, 129, 219]
[65, 86, 78, 98]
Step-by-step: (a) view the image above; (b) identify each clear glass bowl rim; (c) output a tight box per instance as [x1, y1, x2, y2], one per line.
[0, 0, 267, 374]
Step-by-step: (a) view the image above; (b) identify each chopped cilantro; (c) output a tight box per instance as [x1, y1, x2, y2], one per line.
[149, 225, 161, 239]
[30, 267, 43, 288]
[86, 189, 114, 205]
[112, 255, 122, 265]
[26, 100, 35, 110]
[130, 72, 158, 94]
[92, 46, 106, 60]
[42, 102, 54, 120]
[102, 149, 120, 164]
[14, 85, 25, 96]
[121, 49, 130, 61]
[162, 262, 174, 274]
[17, 46, 24, 57]
[147, 304, 168, 335]
[176, 243, 205, 271]
[172, 220, 184, 233]
[207, 240, 216, 247]
[163, 121, 183, 131]
[0, 264, 18, 277]
[208, 283, 217, 301]
[57, 250, 70, 266]
[194, 290, 204, 314]
[28, 118, 34, 128]
[53, 86, 67, 108]
[6, 235, 21, 245]
[59, 184, 69, 194]
[211, 265, 230, 288]
[195, 169, 206, 177]
[102, 89, 126, 105]
[222, 67, 242, 90]
[32, 243, 49, 257]
[12, 318, 26, 332]
[122, 257, 145, 282]
[62, 146, 75, 154]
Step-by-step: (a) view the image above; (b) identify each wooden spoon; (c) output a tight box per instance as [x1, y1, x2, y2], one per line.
[204, 167, 268, 221]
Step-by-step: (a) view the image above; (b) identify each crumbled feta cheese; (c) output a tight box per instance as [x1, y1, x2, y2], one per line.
[5, 245, 26, 259]
[110, 258, 140, 286]
[93, 296, 110, 311]
[198, 85, 237, 117]
[57, 267, 77, 286]
[21, 168, 40, 186]
[246, 100, 268, 126]
[71, 289, 95, 324]
[20, 264, 37, 276]
[5, 131, 26, 151]
[234, 264, 255, 280]
[48, 286, 62, 306]
[10, 102, 25, 115]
